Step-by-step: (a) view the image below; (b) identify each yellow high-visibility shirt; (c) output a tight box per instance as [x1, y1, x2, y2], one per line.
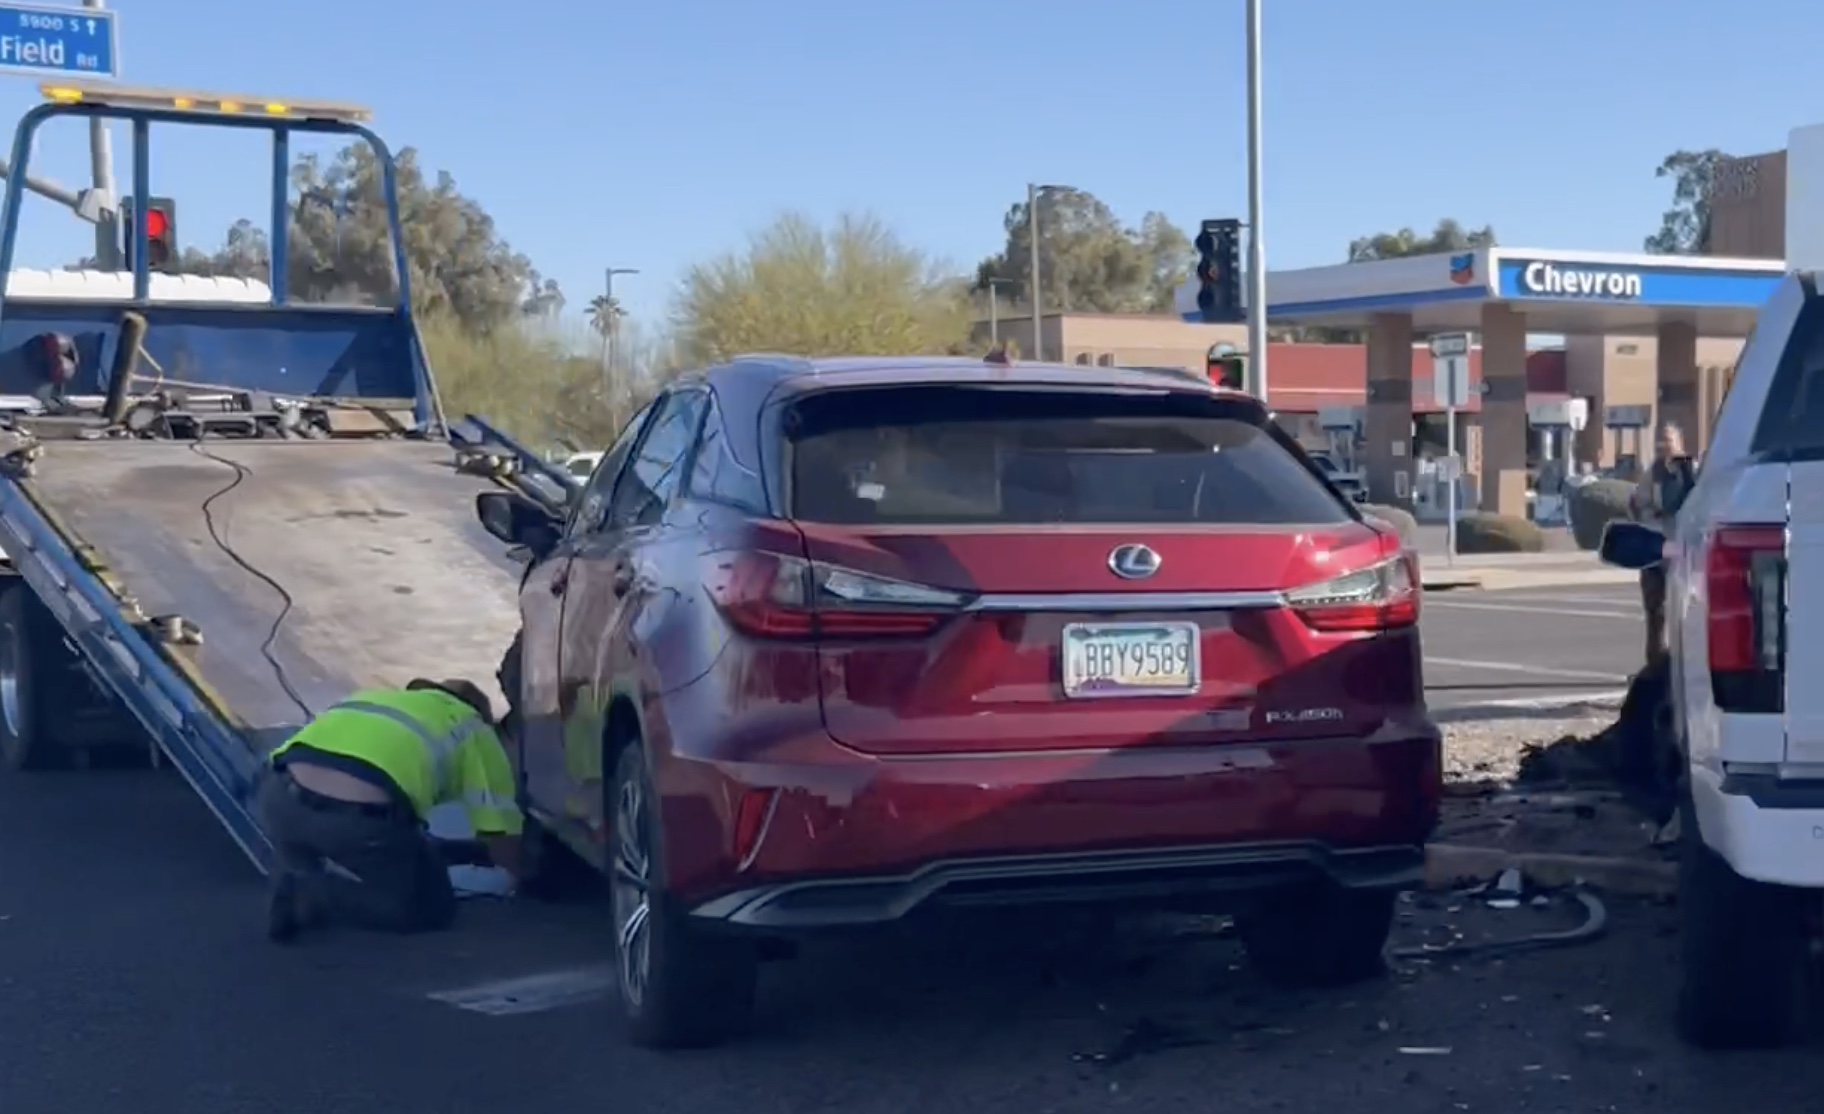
[270, 687, 524, 836]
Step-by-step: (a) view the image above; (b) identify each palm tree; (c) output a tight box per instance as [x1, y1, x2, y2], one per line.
[587, 294, 623, 338]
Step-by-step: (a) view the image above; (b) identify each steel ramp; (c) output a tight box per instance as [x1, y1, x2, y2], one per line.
[23, 438, 524, 753]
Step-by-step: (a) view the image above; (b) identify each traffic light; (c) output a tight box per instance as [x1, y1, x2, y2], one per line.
[1193, 218, 1243, 324]
[121, 197, 177, 273]
[1206, 346, 1246, 390]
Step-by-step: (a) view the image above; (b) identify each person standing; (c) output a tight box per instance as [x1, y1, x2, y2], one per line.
[1629, 422, 1698, 666]
[255, 678, 525, 943]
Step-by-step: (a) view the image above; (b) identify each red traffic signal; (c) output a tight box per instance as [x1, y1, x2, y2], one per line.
[121, 197, 177, 273]
[1206, 353, 1246, 391]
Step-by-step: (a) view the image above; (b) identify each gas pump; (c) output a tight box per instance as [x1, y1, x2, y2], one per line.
[1526, 398, 1590, 525]
[1315, 406, 1367, 502]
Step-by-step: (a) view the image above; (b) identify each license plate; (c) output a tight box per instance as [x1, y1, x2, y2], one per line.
[1061, 622, 1200, 699]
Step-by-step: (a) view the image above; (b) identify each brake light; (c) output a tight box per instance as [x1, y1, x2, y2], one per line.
[1705, 524, 1785, 712]
[706, 550, 972, 639]
[1285, 555, 1419, 633]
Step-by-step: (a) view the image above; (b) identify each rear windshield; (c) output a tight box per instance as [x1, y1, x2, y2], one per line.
[786, 386, 1352, 526]
[1751, 278, 1824, 459]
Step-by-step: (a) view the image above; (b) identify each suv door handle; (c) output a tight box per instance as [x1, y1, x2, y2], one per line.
[610, 564, 633, 598]
[550, 567, 569, 596]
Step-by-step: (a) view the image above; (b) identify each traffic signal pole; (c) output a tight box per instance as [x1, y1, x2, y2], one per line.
[1244, 0, 1268, 402]
[83, 0, 119, 269]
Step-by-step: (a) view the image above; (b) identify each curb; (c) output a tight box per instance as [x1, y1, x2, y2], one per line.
[1472, 568, 1639, 592]
[1424, 843, 1677, 898]
[1422, 575, 1483, 592]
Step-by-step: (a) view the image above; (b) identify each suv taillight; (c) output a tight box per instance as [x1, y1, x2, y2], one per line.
[1285, 553, 1420, 633]
[1706, 524, 1785, 714]
[706, 549, 972, 639]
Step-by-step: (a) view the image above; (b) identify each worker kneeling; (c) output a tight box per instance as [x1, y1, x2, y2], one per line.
[256, 678, 524, 943]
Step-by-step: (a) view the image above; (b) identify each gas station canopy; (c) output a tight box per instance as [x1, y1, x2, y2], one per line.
[1179, 247, 1786, 336]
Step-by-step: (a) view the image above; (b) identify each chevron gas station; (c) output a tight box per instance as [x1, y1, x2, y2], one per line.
[1182, 246, 1786, 517]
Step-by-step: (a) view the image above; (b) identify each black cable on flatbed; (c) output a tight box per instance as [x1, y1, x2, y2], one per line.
[186, 441, 315, 723]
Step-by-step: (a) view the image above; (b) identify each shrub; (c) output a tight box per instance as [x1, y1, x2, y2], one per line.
[420, 314, 663, 454]
[1455, 512, 1547, 554]
[1361, 503, 1419, 547]
[1567, 479, 1635, 551]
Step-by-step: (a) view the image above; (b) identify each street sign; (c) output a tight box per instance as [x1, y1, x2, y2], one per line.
[0, 3, 118, 80]
[1428, 333, 1471, 359]
[1433, 355, 1471, 408]
[1428, 332, 1474, 567]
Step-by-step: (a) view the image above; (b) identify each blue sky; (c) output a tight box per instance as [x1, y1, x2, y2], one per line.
[0, 0, 1814, 328]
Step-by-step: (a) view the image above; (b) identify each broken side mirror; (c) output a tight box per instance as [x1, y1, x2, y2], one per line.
[1599, 519, 1666, 571]
[476, 491, 560, 560]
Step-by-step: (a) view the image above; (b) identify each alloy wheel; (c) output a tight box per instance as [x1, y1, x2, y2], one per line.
[610, 774, 652, 1009]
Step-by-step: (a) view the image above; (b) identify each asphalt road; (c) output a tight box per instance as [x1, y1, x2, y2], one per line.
[0, 575, 1689, 1114]
[1422, 581, 1642, 711]
[11, 764, 1824, 1114]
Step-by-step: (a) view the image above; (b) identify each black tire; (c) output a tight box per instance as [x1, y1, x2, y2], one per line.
[517, 814, 600, 902]
[0, 579, 52, 773]
[1235, 883, 1396, 988]
[1674, 793, 1813, 1049]
[608, 742, 757, 1049]
[0, 579, 153, 772]
[495, 630, 524, 747]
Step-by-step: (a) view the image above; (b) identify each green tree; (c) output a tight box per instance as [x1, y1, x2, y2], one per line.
[672, 211, 971, 363]
[80, 143, 564, 330]
[1644, 149, 1731, 255]
[285, 144, 560, 326]
[587, 293, 624, 337]
[1347, 218, 1496, 262]
[973, 187, 1190, 314]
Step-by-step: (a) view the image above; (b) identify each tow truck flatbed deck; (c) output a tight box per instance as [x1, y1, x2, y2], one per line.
[23, 438, 523, 751]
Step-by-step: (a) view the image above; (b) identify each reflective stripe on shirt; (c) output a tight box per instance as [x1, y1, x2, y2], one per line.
[333, 698, 489, 793]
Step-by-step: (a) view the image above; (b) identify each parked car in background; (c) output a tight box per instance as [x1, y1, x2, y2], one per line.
[561, 450, 604, 481]
[478, 355, 1442, 1049]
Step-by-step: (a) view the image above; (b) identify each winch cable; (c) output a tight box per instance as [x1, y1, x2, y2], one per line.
[187, 441, 316, 723]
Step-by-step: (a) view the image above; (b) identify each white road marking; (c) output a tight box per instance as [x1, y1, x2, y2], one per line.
[1424, 656, 1631, 683]
[1495, 593, 1640, 606]
[427, 965, 617, 1016]
[1425, 599, 1636, 619]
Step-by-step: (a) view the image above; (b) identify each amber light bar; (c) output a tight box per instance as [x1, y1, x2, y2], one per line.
[40, 82, 372, 124]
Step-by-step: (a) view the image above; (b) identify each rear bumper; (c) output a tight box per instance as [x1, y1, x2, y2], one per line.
[665, 724, 1441, 929]
[688, 841, 1424, 930]
[1693, 764, 1824, 888]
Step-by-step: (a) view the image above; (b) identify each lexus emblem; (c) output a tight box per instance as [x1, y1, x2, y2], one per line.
[1108, 543, 1162, 580]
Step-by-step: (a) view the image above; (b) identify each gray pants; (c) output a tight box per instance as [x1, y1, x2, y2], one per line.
[255, 769, 457, 934]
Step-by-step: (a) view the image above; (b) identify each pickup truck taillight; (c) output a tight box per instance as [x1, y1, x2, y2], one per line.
[1706, 524, 1785, 714]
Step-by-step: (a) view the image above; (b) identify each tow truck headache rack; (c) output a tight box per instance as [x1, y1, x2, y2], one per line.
[0, 83, 569, 871]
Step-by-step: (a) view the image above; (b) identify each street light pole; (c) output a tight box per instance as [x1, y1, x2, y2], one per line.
[602, 266, 638, 389]
[82, 0, 118, 269]
[1244, 0, 1269, 402]
[985, 277, 1013, 345]
[1027, 183, 1043, 362]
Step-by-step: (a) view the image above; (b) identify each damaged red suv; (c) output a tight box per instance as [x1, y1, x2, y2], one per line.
[478, 356, 1441, 1049]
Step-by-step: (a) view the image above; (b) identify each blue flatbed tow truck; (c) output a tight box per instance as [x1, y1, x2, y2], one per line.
[0, 82, 570, 870]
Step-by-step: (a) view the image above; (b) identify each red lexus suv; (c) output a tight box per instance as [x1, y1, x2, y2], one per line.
[476, 355, 1441, 1049]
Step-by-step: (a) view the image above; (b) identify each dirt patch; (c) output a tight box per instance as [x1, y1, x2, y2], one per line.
[1443, 713, 1616, 786]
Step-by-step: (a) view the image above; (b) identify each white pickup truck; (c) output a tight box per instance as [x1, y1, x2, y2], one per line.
[1638, 271, 1824, 1049]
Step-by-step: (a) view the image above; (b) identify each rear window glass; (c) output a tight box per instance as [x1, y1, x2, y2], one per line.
[1750, 279, 1824, 458]
[786, 386, 1352, 526]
